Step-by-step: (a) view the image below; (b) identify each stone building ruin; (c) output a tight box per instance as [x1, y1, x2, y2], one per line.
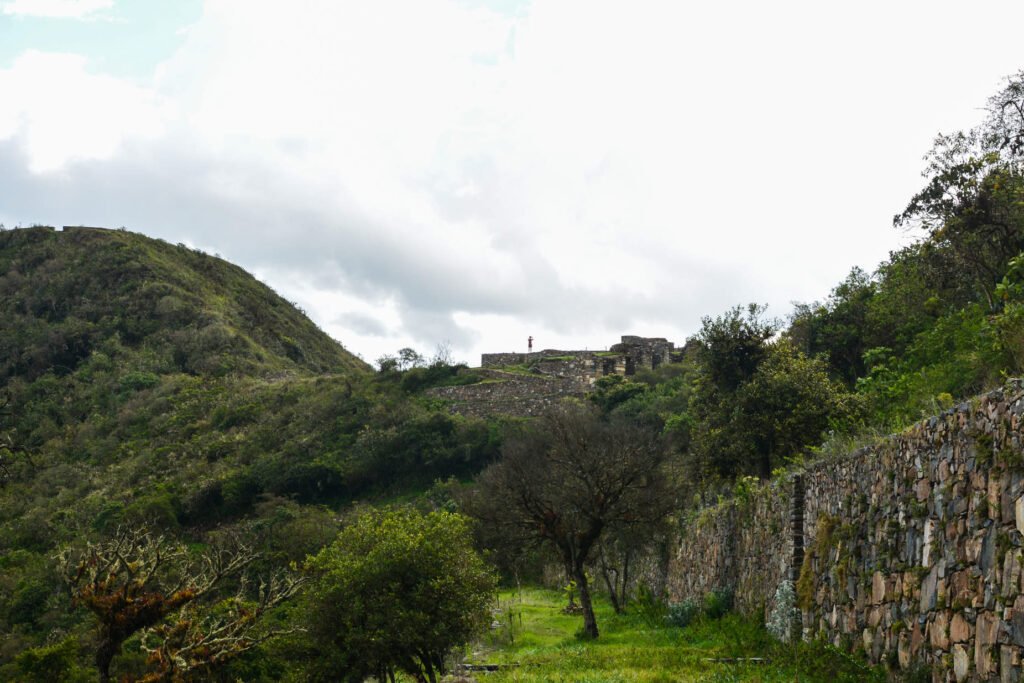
[480, 335, 680, 387]
[427, 336, 684, 418]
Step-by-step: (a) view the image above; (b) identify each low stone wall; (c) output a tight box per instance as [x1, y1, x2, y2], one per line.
[425, 371, 585, 418]
[668, 382, 1024, 682]
[667, 477, 796, 620]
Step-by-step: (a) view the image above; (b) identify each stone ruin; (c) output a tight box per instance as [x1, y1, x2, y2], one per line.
[480, 335, 680, 386]
[426, 336, 683, 418]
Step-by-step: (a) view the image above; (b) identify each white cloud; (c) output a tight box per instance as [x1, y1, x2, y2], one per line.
[3, 0, 1024, 364]
[1, 0, 112, 19]
[0, 51, 170, 172]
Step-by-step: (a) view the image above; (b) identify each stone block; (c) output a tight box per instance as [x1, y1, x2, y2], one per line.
[981, 526, 997, 574]
[922, 565, 939, 611]
[873, 571, 886, 605]
[898, 630, 912, 669]
[930, 611, 950, 650]
[1016, 496, 1024, 536]
[976, 611, 1001, 678]
[953, 643, 971, 682]
[1012, 608, 1024, 647]
[951, 612, 971, 643]
[919, 477, 933, 502]
[1001, 645, 1020, 683]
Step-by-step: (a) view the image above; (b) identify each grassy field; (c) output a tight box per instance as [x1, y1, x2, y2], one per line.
[460, 588, 892, 683]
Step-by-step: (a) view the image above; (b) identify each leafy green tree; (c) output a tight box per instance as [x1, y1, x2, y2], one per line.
[3, 638, 92, 683]
[687, 305, 776, 481]
[895, 72, 1024, 308]
[468, 403, 674, 639]
[696, 304, 776, 394]
[690, 306, 860, 479]
[303, 507, 496, 683]
[588, 374, 648, 414]
[735, 342, 862, 477]
[788, 268, 875, 385]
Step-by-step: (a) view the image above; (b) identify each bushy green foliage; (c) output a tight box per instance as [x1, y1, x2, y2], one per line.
[302, 507, 497, 683]
[1, 638, 92, 683]
[665, 599, 700, 628]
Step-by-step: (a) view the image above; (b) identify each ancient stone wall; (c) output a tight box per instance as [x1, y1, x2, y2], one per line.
[424, 370, 585, 418]
[668, 383, 1024, 682]
[666, 477, 795, 619]
[481, 336, 676, 380]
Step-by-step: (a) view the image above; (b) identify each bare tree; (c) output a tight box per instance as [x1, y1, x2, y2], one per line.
[138, 569, 304, 682]
[468, 402, 676, 638]
[57, 525, 271, 682]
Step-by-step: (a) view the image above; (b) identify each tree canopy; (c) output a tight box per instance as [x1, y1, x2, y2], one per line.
[468, 402, 674, 638]
[303, 507, 496, 683]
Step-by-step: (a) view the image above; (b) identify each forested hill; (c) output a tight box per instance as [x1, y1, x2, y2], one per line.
[0, 226, 368, 380]
[0, 225, 507, 674]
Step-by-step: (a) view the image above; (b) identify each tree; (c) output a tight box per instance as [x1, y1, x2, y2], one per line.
[303, 507, 496, 683]
[895, 72, 1024, 307]
[58, 525, 293, 682]
[734, 342, 862, 477]
[788, 268, 875, 385]
[689, 306, 861, 480]
[137, 568, 303, 682]
[468, 402, 674, 638]
[687, 305, 777, 482]
[695, 304, 776, 393]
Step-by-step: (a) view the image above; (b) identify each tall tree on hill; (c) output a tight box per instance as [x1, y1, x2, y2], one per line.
[895, 71, 1024, 308]
[467, 403, 675, 639]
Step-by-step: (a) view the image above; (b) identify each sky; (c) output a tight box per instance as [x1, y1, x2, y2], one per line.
[2, 0, 1024, 366]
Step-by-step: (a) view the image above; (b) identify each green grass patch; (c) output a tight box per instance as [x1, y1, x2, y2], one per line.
[463, 588, 886, 683]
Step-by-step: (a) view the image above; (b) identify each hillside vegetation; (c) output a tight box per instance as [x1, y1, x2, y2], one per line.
[0, 227, 504, 679]
[0, 226, 366, 381]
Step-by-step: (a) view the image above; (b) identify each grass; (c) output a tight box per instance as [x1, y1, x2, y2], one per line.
[459, 588, 888, 683]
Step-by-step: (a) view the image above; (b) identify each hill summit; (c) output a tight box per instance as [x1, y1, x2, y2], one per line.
[0, 226, 367, 381]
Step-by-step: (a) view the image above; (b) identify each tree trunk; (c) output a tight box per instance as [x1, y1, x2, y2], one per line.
[620, 549, 632, 607]
[598, 546, 621, 613]
[96, 637, 116, 683]
[574, 567, 599, 639]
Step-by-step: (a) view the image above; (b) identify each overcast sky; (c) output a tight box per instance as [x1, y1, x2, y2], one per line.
[2, 0, 1023, 365]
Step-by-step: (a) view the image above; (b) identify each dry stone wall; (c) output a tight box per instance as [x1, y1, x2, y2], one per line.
[666, 477, 796, 619]
[424, 370, 585, 418]
[669, 382, 1024, 682]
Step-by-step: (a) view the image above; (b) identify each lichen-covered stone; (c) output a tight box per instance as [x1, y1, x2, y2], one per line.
[953, 643, 971, 682]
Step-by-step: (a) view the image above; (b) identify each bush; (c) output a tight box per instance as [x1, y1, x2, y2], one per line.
[303, 507, 497, 682]
[703, 587, 734, 619]
[9, 638, 92, 683]
[665, 599, 699, 628]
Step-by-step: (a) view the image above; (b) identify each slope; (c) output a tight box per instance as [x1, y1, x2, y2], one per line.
[0, 225, 367, 381]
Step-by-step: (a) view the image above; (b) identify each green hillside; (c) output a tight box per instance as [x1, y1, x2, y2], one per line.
[0, 227, 502, 676]
[0, 226, 367, 380]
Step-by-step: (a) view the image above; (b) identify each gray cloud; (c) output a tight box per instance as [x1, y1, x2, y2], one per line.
[0, 131, 781, 362]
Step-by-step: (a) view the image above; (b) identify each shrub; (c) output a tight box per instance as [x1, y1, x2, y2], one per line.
[703, 587, 734, 619]
[665, 599, 699, 628]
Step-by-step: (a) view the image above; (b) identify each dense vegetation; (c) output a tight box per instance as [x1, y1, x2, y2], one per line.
[1, 70, 1023, 681]
[0, 228, 505, 680]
